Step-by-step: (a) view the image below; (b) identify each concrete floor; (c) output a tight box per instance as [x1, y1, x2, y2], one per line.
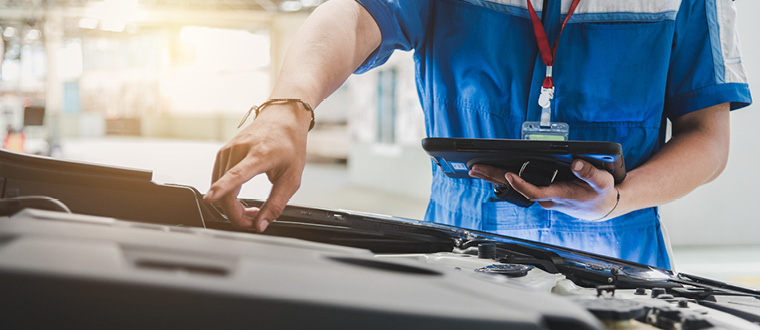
[59, 137, 760, 290]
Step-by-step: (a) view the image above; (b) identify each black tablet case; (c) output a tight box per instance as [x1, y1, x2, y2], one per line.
[422, 138, 626, 184]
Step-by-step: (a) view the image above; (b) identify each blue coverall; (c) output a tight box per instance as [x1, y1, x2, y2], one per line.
[354, 0, 752, 269]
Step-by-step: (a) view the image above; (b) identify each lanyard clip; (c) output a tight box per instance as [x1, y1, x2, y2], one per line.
[539, 65, 554, 108]
[538, 86, 554, 109]
[538, 65, 554, 127]
[538, 85, 554, 128]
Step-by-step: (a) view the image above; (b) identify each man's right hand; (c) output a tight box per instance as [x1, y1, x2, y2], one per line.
[203, 0, 380, 231]
[204, 102, 311, 232]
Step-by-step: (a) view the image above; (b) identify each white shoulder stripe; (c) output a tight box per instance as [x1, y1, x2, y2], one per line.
[477, 0, 544, 10]
[466, 0, 682, 13]
[459, 0, 680, 20]
[569, 0, 681, 15]
[454, 0, 544, 13]
[473, 0, 543, 10]
[455, 0, 542, 18]
[715, 0, 748, 84]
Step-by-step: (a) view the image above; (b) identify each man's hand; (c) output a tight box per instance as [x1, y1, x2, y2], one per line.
[468, 103, 730, 221]
[202, 0, 381, 232]
[204, 104, 310, 232]
[469, 159, 619, 220]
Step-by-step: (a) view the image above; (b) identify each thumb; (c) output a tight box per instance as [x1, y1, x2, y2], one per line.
[255, 198, 285, 232]
[571, 159, 611, 190]
[254, 175, 300, 232]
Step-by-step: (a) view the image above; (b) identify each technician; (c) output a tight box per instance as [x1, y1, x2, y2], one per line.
[204, 0, 752, 269]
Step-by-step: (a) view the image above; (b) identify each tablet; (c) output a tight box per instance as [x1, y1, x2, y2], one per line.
[422, 138, 626, 184]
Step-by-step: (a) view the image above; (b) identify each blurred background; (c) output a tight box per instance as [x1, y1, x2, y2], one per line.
[0, 0, 758, 288]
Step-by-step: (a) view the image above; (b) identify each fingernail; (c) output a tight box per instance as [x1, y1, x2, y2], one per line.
[573, 161, 583, 172]
[505, 173, 514, 184]
[258, 220, 269, 232]
[204, 190, 216, 201]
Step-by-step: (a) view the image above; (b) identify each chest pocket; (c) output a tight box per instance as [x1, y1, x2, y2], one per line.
[553, 17, 676, 124]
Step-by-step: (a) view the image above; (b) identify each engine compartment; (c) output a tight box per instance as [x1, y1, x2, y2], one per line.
[2, 148, 760, 329]
[2, 208, 760, 330]
[377, 251, 760, 330]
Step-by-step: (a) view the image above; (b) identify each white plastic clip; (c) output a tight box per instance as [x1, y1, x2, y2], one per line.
[538, 87, 554, 109]
[540, 106, 552, 128]
[538, 86, 554, 128]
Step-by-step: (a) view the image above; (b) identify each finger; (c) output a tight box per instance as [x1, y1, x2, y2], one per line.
[506, 172, 574, 201]
[571, 159, 612, 190]
[217, 193, 253, 227]
[217, 145, 253, 189]
[211, 151, 220, 184]
[213, 148, 230, 184]
[220, 148, 231, 182]
[244, 207, 262, 229]
[254, 173, 301, 232]
[244, 207, 261, 220]
[206, 160, 266, 201]
[469, 164, 509, 186]
[469, 170, 503, 185]
[505, 172, 538, 200]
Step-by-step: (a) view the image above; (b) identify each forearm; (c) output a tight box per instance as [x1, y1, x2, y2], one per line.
[271, 0, 381, 108]
[207, 1, 381, 229]
[614, 103, 730, 216]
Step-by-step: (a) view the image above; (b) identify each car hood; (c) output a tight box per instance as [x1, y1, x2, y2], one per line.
[1, 148, 759, 330]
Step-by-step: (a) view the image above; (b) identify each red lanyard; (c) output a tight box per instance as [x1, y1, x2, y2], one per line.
[526, 0, 581, 90]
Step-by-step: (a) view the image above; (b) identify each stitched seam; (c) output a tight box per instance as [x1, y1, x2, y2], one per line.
[669, 82, 745, 100]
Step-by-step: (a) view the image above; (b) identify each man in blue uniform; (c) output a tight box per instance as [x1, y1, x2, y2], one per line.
[205, 0, 752, 269]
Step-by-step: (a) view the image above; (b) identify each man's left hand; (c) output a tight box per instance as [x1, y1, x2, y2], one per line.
[469, 159, 619, 220]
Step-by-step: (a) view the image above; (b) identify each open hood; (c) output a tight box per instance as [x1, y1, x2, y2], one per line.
[1, 148, 759, 329]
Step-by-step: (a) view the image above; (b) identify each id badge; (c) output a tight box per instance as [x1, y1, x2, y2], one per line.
[521, 121, 569, 141]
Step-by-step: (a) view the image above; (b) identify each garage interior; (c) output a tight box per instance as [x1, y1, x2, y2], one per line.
[0, 0, 758, 289]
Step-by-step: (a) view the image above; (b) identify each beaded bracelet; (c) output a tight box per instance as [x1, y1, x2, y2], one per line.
[237, 98, 316, 131]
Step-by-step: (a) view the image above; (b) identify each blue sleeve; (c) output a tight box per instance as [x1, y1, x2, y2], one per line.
[664, 0, 752, 119]
[353, 0, 432, 74]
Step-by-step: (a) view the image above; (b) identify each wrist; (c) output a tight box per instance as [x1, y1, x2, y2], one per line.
[260, 104, 313, 131]
[239, 99, 315, 132]
[592, 186, 620, 221]
[270, 83, 322, 109]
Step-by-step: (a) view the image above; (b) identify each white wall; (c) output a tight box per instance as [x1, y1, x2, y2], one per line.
[347, 52, 432, 199]
[659, 0, 760, 246]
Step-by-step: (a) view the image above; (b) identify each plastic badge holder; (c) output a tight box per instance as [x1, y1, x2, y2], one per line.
[521, 121, 569, 141]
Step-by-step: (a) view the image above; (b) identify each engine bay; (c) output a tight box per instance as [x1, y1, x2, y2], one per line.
[2, 148, 760, 329]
